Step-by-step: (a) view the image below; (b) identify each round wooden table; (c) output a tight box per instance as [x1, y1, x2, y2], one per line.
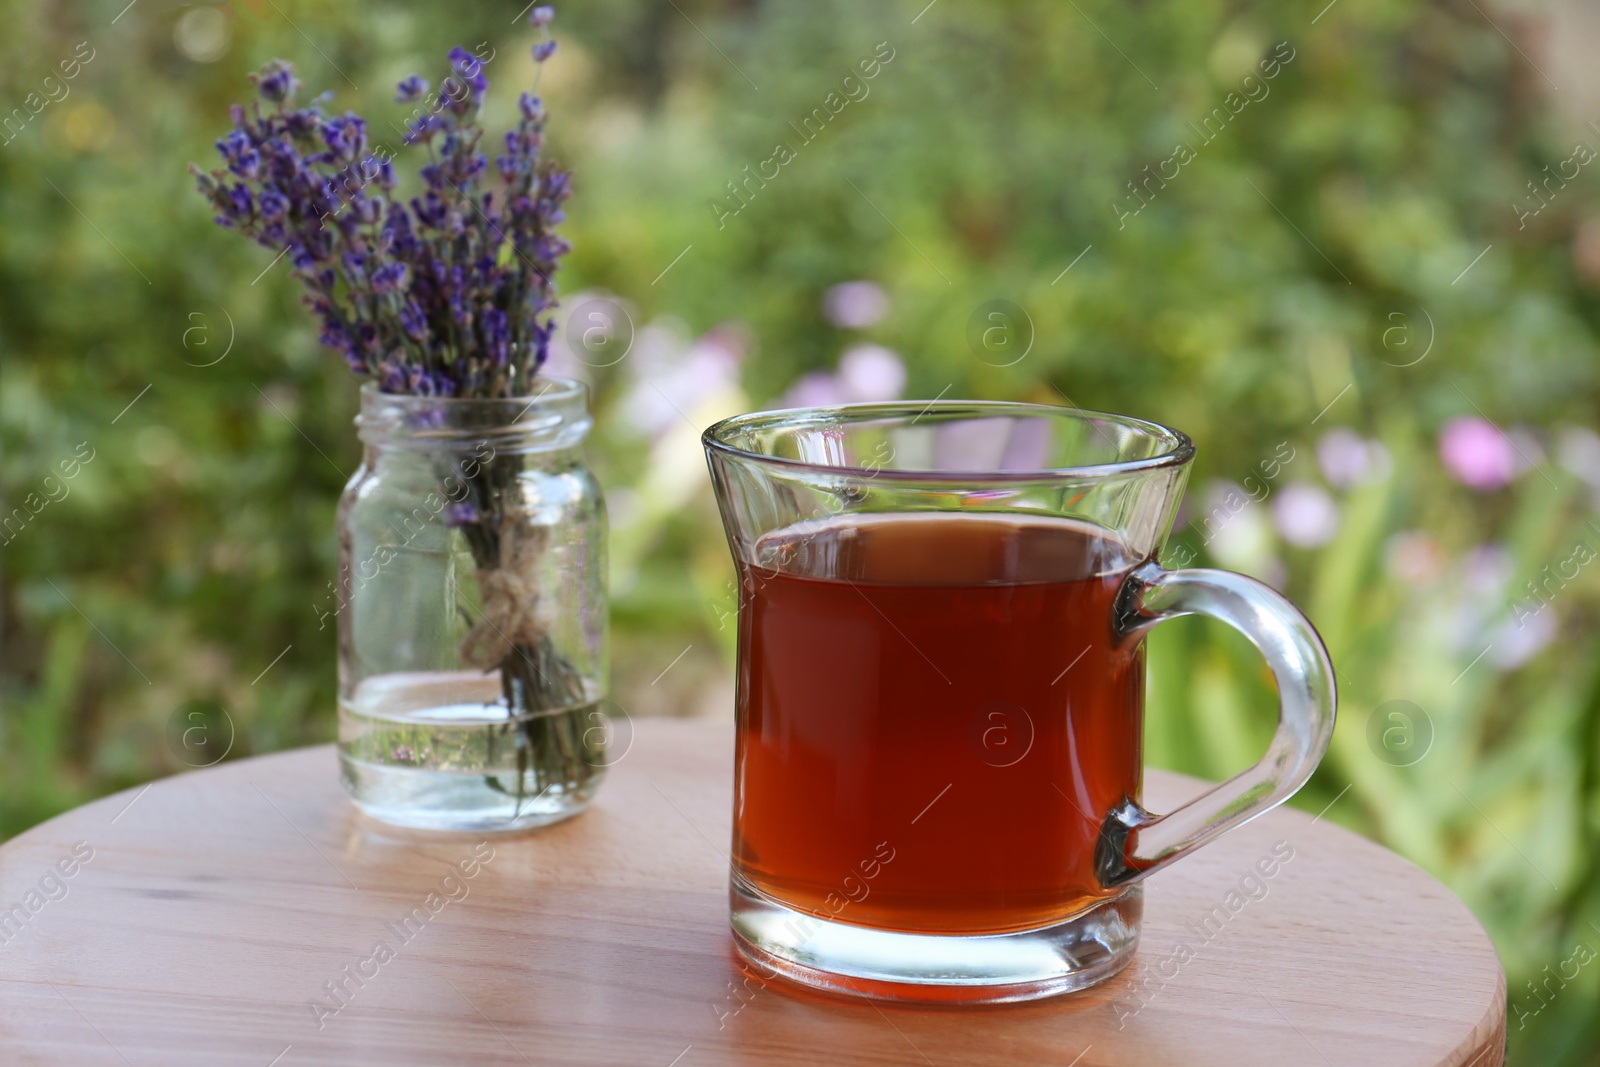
[0, 718, 1504, 1066]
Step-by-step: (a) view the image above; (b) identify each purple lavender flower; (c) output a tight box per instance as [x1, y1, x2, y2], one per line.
[320, 320, 355, 354]
[351, 192, 381, 225]
[400, 300, 430, 341]
[255, 59, 298, 102]
[412, 191, 448, 228]
[216, 130, 259, 179]
[282, 107, 323, 140]
[529, 6, 555, 27]
[448, 47, 489, 96]
[369, 154, 395, 191]
[261, 139, 301, 180]
[532, 40, 558, 63]
[395, 74, 428, 104]
[483, 307, 510, 364]
[380, 362, 408, 393]
[416, 370, 458, 397]
[529, 319, 555, 371]
[459, 153, 488, 184]
[320, 114, 367, 161]
[371, 262, 409, 293]
[404, 114, 444, 145]
[194, 8, 573, 399]
[380, 204, 416, 255]
[535, 234, 571, 261]
[439, 76, 469, 115]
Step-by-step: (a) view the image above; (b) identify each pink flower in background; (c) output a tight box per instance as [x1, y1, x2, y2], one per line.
[780, 345, 906, 407]
[822, 281, 889, 329]
[1271, 483, 1340, 547]
[1557, 425, 1600, 489]
[782, 371, 848, 408]
[1446, 543, 1514, 656]
[1487, 607, 1558, 671]
[1316, 428, 1391, 489]
[1194, 480, 1272, 571]
[1385, 531, 1447, 586]
[837, 344, 906, 402]
[998, 415, 1052, 471]
[1460, 543, 1514, 600]
[619, 321, 746, 437]
[1438, 417, 1515, 490]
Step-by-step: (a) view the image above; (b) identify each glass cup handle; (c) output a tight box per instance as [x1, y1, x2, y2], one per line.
[1095, 560, 1338, 888]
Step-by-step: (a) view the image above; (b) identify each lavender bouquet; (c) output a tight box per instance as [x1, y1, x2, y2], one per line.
[195, 9, 598, 816]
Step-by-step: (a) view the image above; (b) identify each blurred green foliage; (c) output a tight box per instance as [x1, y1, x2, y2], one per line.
[3, 0, 1600, 1060]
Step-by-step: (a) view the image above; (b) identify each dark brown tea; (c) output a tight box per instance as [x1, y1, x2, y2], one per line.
[732, 512, 1145, 936]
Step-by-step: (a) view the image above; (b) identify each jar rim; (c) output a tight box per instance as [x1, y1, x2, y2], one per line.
[357, 377, 588, 409]
[356, 377, 592, 450]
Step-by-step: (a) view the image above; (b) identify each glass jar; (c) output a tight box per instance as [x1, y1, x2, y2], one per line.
[334, 380, 608, 831]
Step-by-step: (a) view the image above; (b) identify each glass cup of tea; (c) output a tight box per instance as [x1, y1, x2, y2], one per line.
[702, 402, 1336, 1003]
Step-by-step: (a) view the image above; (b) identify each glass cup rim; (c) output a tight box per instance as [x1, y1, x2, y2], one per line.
[702, 400, 1196, 482]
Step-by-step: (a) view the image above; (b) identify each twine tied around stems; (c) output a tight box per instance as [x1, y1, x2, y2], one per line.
[459, 513, 555, 669]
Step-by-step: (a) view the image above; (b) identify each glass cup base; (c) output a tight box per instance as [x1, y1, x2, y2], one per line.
[729, 872, 1141, 1004]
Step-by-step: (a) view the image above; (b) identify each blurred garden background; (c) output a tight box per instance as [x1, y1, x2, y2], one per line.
[4, 0, 1600, 1059]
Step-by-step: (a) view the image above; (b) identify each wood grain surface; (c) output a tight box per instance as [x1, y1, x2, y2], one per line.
[0, 717, 1504, 1067]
